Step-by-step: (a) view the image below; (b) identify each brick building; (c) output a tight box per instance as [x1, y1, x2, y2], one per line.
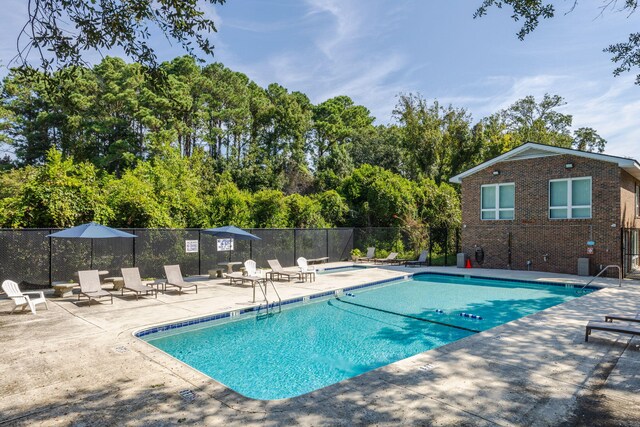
[449, 143, 640, 276]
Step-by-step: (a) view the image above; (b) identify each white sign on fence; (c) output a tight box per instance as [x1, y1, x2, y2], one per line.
[185, 240, 199, 253]
[217, 238, 234, 252]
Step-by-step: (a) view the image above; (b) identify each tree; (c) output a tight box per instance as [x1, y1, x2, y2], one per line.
[572, 127, 607, 153]
[14, 0, 226, 72]
[501, 94, 573, 147]
[474, 1, 640, 84]
[495, 94, 607, 152]
[393, 94, 477, 183]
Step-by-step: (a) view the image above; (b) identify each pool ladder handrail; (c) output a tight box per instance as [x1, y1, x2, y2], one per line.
[577, 264, 622, 293]
[256, 278, 282, 315]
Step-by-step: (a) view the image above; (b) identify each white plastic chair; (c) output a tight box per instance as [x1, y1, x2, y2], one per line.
[244, 260, 258, 276]
[297, 257, 316, 273]
[2, 280, 49, 314]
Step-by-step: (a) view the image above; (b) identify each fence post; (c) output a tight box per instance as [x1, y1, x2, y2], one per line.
[428, 227, 433, 266]
[444, 228, 448, 266]
[48, 233, 52, 286]
[198, 229, 201, 276]
[293, 229, 297, 266]
[132, 229, 136, 268]
[326, 229, 329, 260]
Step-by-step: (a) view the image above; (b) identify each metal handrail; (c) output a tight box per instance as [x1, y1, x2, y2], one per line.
[578, 264, 622, 293]
[256, 278, 282, 315]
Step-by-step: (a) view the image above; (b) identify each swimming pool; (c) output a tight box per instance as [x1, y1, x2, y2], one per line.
[139, 273, 595, 400]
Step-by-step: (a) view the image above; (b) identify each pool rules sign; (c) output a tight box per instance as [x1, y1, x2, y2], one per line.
[185, 240, 199, 253]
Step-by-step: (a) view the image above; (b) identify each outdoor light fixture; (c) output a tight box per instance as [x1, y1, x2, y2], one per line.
[565, 163, 574, 169]
[492, 170, 500, 176]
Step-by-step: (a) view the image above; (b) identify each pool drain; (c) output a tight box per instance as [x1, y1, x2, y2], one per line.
[113, 346, 128, 354]
[179, 389, 197, 402]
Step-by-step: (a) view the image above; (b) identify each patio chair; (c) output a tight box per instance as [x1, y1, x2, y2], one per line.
[163, 265, 198, 294]
[225, 260, 264, 285]
[585, 320, 640, 342]
[1, 280, 49, 314]
[267, 259, 300, 282]
[297, 257, 316, 282]
[604, 314, 640, 323]
[356, 247, 376, 263]
[121, 267, 158, 300]
[373, 252, 399, 265]
[244, 259, 258, 277]
[405, 250, 429, 267]
[78, 270, 113, 306]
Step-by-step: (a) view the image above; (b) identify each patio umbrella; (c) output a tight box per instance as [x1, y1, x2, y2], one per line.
[201, 225, 261, 262]
[201, 225, 261, 241]
[47, 222, 137, 269]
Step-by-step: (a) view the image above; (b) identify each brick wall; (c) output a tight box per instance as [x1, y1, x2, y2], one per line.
[460, 154, 621, 275]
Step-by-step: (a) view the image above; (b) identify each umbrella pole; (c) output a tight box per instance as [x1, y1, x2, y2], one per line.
[90, 239, 93, 270]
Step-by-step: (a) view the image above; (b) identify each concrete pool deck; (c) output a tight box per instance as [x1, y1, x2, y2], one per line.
[1, 265, 639, 426]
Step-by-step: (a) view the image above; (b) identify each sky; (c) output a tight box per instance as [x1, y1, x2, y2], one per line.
[0, 0, 638, 157]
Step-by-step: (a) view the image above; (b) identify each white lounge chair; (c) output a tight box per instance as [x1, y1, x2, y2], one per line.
[297, 257, 316, 282]
[78, 270, 113, 306]
[1, 280, 49, 314]
[121, 267, 158, 299]
[163, 265, 198, 294]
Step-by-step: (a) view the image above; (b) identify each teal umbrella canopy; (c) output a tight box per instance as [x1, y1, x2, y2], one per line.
[47, 222, 137, 239]
[201, 225, 261, 240]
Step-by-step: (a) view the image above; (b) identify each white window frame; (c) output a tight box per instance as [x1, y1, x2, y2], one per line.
[480, 183, 515, 221]
[548, 176, 592, 220]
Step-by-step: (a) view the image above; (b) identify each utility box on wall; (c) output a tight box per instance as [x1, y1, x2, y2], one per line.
[577, 258, 590, 276]
[457, 253, 468, 268]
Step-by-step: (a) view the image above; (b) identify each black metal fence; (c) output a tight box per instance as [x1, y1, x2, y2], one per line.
[0, 226, 459, 285]
[622, 228, 639, 276]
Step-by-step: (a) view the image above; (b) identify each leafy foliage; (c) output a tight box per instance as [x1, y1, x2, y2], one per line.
[474, 1, 640, 84]
[0, 57, 609, 231]
[15, 0, 225, 72]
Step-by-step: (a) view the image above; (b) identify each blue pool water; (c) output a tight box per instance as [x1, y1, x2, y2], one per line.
[142, 274, 593, 400]
[317, 266, 368, 274]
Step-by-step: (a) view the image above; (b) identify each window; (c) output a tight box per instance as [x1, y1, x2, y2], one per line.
[481, 183, 514, 220]
[549, 177, 592, 219]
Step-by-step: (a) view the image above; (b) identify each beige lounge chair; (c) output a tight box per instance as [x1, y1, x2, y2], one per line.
[267, 259, 300, 282]
[373, 252, 399, 265]
[78, 270, 113, 306]
[2, 280, 49, 314]
[121, 267, 157, 299]
[405, 250, 429, 267]
[356, 247, 376, 263]
[163, 265, 198, 294]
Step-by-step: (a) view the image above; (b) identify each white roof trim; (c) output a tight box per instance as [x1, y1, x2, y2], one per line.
[449, 142, 640, 183]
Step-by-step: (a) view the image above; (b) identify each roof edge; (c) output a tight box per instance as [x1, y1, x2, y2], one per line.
[449, 142, 640, 184]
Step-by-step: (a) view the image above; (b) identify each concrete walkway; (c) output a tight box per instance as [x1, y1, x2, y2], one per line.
[1, 265, 639, 426]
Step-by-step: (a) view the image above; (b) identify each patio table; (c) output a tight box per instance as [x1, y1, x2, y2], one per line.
[218, 261, 243, 274]
[52, 282, 79, 298]
[103, 276, 124, 291]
